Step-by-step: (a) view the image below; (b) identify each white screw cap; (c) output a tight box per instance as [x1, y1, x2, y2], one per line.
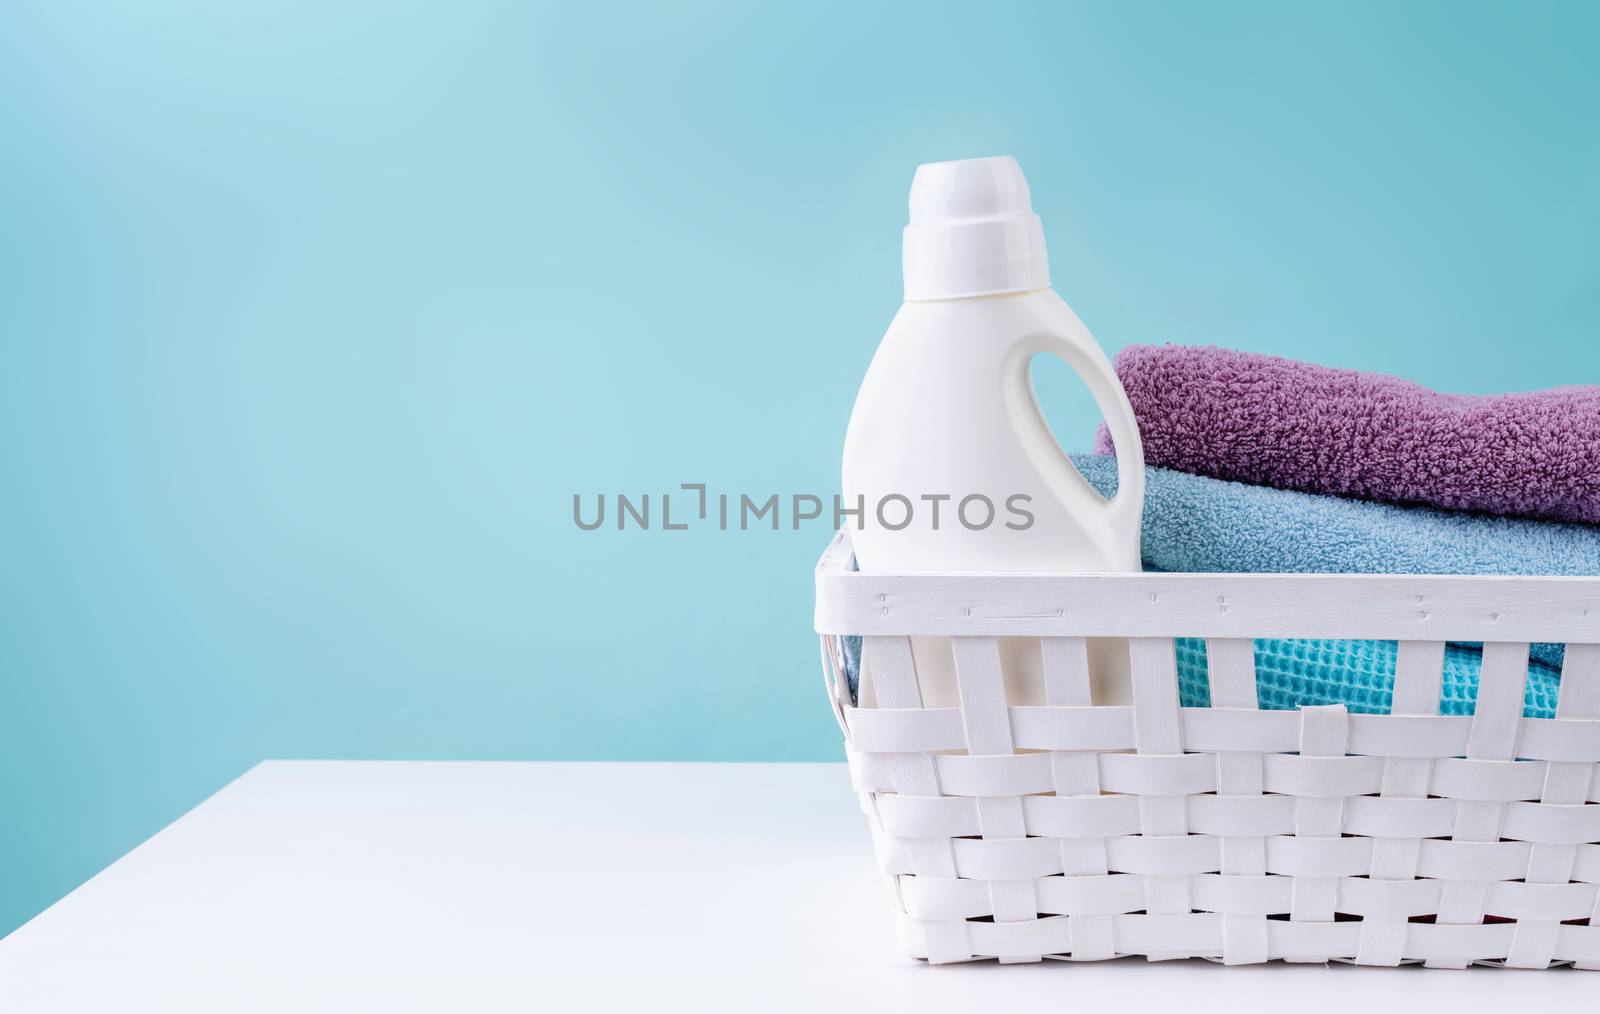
[902, 155, 1051, 301]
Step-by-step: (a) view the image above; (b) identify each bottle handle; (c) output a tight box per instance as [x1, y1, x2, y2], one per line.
[1001, 330, 1145, 540]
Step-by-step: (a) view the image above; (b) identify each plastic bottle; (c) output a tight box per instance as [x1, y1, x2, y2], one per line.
[842, 155, 1145, 708]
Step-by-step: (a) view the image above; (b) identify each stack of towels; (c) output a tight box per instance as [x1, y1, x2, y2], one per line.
[1079, 344, 1600, 717]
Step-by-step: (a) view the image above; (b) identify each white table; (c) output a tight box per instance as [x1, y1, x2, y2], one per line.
[0, 762, 1592, 1012]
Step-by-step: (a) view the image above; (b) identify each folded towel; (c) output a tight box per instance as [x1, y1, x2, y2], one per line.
[1072, 454, 1592, 711]
[1093, 344, 1600, 524]
[1175, 638, 1562, 718]
[1070, 454, 1600, 577]
[1072, 453, 1600, 670]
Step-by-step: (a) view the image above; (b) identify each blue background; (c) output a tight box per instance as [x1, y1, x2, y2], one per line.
[2, 1, 1597, 937]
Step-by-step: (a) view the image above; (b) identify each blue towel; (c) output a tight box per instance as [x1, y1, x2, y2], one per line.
[1072, 454, 1600, 664]
[1071, 454, 1596, 715]
[1175, 637, 1562, 718]
[1069, 454, 1600, 581]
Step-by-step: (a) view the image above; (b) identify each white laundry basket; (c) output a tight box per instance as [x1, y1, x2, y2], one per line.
[814, 530, 1600, 968]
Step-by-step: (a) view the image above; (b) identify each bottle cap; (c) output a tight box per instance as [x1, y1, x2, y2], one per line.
[902, 155, 1050, 301]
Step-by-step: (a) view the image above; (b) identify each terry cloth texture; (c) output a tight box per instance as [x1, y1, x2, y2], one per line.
[1092, 343, 1600, 524]
[1071, 453, 1597, 669]
[1069, 454, 1600, 579]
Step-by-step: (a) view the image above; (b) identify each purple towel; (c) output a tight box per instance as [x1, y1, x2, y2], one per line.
[1094, 344, 1600, 524]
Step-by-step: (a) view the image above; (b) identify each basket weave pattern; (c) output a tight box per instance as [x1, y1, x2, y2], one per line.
[814, 532, 1600, 967]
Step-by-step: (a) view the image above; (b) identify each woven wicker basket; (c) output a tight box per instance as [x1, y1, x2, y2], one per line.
[814, 530, 1600, 968]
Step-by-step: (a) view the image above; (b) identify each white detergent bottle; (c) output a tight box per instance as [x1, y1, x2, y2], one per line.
[842, 155, 1145, 709]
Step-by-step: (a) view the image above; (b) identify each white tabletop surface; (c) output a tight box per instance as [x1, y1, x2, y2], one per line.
[0, 761, 1593, 1012]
